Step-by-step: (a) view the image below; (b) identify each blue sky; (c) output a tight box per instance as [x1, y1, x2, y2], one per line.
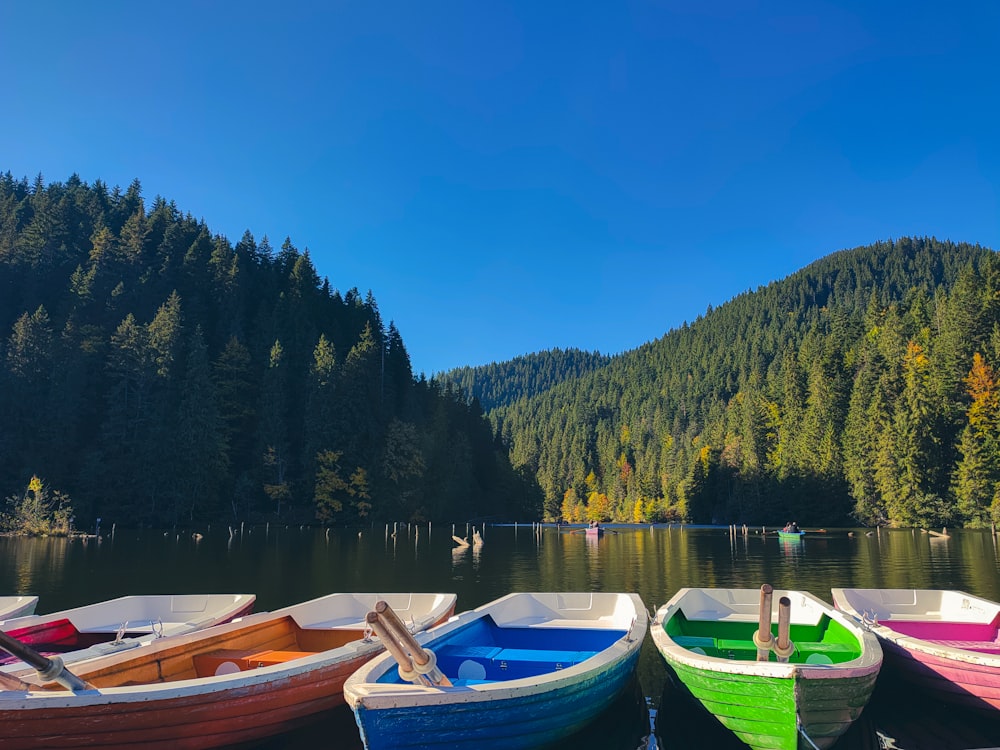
[3, 2, 998, 375]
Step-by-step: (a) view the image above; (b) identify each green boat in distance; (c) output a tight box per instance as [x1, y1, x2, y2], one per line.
[651, 587, 882, 750]
[777, 530, 805, 541]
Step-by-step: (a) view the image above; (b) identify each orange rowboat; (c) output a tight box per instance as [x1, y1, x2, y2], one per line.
[0, 592, 456, 749]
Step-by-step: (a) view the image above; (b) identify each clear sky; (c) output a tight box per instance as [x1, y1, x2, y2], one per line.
[3, 2, 998, 375]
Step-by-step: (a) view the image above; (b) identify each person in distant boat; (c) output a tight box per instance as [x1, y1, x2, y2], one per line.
[590, 519, 599, 528]
[783, 521, 800, 533]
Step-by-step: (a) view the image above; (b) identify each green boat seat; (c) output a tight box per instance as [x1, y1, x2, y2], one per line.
[672, 635, 857, 655]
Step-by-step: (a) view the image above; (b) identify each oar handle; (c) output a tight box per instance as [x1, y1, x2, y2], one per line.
[774, 596, 794, 662]
[374, 601, 452, 687]
[754, 584, 774, 661]
[0, 629, 92, 692]
[375, 601, 428, 664]
[365, 611, 419, 683]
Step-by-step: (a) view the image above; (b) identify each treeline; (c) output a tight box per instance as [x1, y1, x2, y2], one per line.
[439, 348, 611, 412]
[489, 238, 1000, 528]
[0, 172, 540, 528]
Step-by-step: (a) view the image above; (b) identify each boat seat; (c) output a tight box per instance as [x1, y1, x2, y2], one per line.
[434, 645, 593, 681]
[193, 649, 316, 677]
[672, 635, 857, 654]
[491, 648, 591, 678]
[436, 645, 503, 660]
[494, 647, 590, 664]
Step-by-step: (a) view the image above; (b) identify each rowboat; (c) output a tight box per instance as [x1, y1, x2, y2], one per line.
[0, 597, 38, 621]
[344, 591, 647, 749]
[651, 587, 882, 750]
[0, 593, 256, 669]
[1, 591, 457, 749]
[585, 526, 605, 538]
[831, 587, 1000, 713]
[776, 530, 804, 541]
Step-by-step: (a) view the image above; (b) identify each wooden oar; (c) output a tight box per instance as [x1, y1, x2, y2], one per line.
[753, 584, 774, 661]
[774, 596, 794, 663]
[365, 611, 419, 683]
[0, 630, 93, 691]
[375, 600, 452, 686]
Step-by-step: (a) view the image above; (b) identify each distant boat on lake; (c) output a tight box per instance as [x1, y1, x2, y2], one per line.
[776, 529, 804, 541]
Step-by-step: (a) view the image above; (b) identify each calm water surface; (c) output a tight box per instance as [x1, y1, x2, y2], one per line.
[3, 524, 1000, 748]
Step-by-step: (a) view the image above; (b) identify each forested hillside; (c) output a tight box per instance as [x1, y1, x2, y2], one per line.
[491, 238, 1000, 528]
[440, 348, 611, 412]
[0, 172, 540, 529]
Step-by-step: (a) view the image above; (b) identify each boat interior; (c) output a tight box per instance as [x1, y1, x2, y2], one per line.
[376, 614, 626, 685]
[666, 611, 862, 664]
[19, 615, 367, 690]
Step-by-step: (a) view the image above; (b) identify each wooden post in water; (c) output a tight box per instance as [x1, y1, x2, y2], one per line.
[774, 596, 794, 663]
[754, 584, 774, 661]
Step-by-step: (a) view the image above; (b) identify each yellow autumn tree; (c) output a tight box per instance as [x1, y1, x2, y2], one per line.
[2, 475, 74, 536]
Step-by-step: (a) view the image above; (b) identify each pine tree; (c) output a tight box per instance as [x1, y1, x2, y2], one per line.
[172, 326, 229, 522]
[954, 353, 1000, 526]
[260, 340, 290, 518]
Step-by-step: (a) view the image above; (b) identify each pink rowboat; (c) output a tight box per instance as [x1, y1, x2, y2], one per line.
[831, 588, 1000, 713]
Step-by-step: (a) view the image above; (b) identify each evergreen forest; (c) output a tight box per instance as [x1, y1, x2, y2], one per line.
[4, 172, 999, 532]
[449, 238, 1000, 529]
[0, 173, 540, 529]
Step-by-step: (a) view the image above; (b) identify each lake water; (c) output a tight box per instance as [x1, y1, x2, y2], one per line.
[3, 523, 1000, 748]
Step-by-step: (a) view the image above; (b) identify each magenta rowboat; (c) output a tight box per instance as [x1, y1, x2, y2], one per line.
[1, 594, 256, 670]
[831, 588, 1000, 713]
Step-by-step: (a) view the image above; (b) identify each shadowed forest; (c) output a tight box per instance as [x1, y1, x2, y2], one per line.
[0, 173, 539, 529]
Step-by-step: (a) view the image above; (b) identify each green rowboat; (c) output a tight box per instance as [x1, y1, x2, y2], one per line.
[652, 588, 882, 750]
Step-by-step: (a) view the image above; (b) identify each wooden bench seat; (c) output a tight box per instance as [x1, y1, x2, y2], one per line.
[672, 635, 857, 654]
[193, 648, 316, 677]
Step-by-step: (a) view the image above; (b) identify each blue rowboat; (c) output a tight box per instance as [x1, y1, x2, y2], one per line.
[344, 591, 647, 749]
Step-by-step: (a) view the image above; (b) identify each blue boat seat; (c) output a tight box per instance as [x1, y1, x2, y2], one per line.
[433, 644, 594, 681]
[436, 645, 503, 660]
